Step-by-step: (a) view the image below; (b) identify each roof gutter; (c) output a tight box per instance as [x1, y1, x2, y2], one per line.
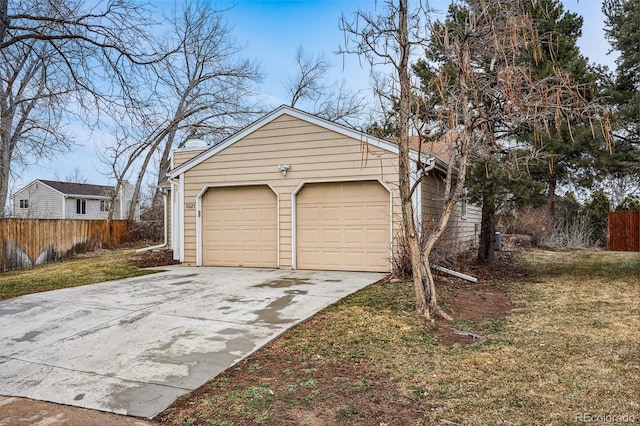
[422, 155, 436, 173]
[65, 194, 112, 200]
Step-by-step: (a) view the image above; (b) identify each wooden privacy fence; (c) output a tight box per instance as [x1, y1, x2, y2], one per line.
[0, 219, 131, 272]
[608, 211, 640, 252]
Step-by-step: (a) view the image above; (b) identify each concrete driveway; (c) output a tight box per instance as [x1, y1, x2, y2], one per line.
[0, 266, 383, 419]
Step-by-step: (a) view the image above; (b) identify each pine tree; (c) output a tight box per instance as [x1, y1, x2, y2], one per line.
[519, 0, 609, 219]
[603, 0, 640, 143]
[599, 0, 640, 203]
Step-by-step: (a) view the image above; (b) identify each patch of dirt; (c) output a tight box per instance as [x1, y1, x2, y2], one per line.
[156, 250, 531, 425]
[132, 250, 180, 268]
[0, 396, 157, 426]
[433, 250, 530, 345]
[157, 355, 425, 426]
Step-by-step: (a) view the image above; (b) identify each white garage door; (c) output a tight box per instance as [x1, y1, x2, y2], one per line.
[202, 185, 277, 267]
[296, 181, 390, 272]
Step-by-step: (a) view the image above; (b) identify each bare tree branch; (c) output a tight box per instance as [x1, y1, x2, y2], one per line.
[0, 0, 171, 212]
[340, 0, 611, 321]
[101, 1, 263, 220]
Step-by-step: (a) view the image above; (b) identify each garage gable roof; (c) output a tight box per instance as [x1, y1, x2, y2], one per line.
[168, 105, 434, 178]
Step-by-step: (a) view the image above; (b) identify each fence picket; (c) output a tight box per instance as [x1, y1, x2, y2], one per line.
[0, 219, 131, 271]
[608, 211, 640, 252]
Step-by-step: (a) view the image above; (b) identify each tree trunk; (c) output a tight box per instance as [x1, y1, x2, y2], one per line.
[547, 176, 556, 222]
[0, 0, 8, 45]
[395, 0, 432, 319]
[0, 167, 8, 217]
[478, 190, 496, 263]
[127, 144, 159, 220]
[0, 115, 13, 216]
[153, 131, 176, 207]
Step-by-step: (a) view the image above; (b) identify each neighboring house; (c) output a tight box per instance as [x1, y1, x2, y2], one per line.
[165, 105, 481, 273]
[11, 179, 140, 220]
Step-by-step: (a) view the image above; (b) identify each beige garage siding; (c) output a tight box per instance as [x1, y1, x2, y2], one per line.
[179, 112, 403, 268]
[296, 181, 391, 272]
[201, 185, 277, 267]
[421, 172, 480, 249]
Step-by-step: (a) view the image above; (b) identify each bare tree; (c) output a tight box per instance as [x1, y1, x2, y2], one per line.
[600, 174, 640, 208]
[101, 1, 263, 220]
[287, 46, 330, 108]
[0, 0, 7, 45]
[1, 0, 158, 59]
[340, 0, 611, 321]
[64, 167, 88, 184]
[0, 0, 164, 213]
[0, 37, 75, 211]
[285, 45, 365, 126]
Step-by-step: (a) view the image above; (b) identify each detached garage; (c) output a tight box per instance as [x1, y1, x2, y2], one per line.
[166, 105, 450, 273]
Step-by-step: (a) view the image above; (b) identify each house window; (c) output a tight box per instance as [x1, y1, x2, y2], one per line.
[76, 199, 87, 215]
[461, 188, 468, 219]
[19, 199, 29, 209]
[100, 200, 110, 212]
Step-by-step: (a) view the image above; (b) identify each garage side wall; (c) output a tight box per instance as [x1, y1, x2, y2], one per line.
[180, 114, 402, 270]
[421, 173, 480, 253]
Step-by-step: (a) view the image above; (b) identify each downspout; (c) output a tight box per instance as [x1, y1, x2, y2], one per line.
[178, 174, 185, 263]
[120, 184, 124, 220]
[135, 188, 168, 253]
[164, 176, 181, 261]
[432, 264, 478, 283]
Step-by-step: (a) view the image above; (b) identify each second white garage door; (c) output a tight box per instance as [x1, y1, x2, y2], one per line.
[202, 185, 277, 267]
[296, 180, 391, 272]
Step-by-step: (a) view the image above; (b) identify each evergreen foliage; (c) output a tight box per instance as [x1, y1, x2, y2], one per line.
[602, 0, 640, 143]
[615, 196, 640, 211]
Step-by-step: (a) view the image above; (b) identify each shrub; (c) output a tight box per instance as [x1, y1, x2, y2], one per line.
[502, 206, 554, 245]
[615, 196, 640, 211]
[540, 214, 594, 248]
[581, 189, 610, 246]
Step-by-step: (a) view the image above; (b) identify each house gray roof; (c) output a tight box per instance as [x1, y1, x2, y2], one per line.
[39, 180, 113, 197]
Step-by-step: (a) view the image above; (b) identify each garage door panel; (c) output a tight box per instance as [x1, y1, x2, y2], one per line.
[367, 230, 389, 243]
[317, 206, 340, 222]
[296, 181, 390, 272]
[343, 206, 365, 220]
[202, 186, 277, 268]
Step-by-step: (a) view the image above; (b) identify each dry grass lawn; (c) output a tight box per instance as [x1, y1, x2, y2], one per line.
[0, 249, 161, 300]
[157, 249, 639, 425]
[423, 250, 639, 424]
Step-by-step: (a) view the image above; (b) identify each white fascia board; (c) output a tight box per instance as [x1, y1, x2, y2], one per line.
[10, 182, 34, 199]
[65, 194, 111, 200]
[434, 157, 450, 174]
[167, 105, 431, 178]
[14, 180, 66, 198]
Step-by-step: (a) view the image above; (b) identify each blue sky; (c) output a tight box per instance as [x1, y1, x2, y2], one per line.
[14, 0, 618, 193]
